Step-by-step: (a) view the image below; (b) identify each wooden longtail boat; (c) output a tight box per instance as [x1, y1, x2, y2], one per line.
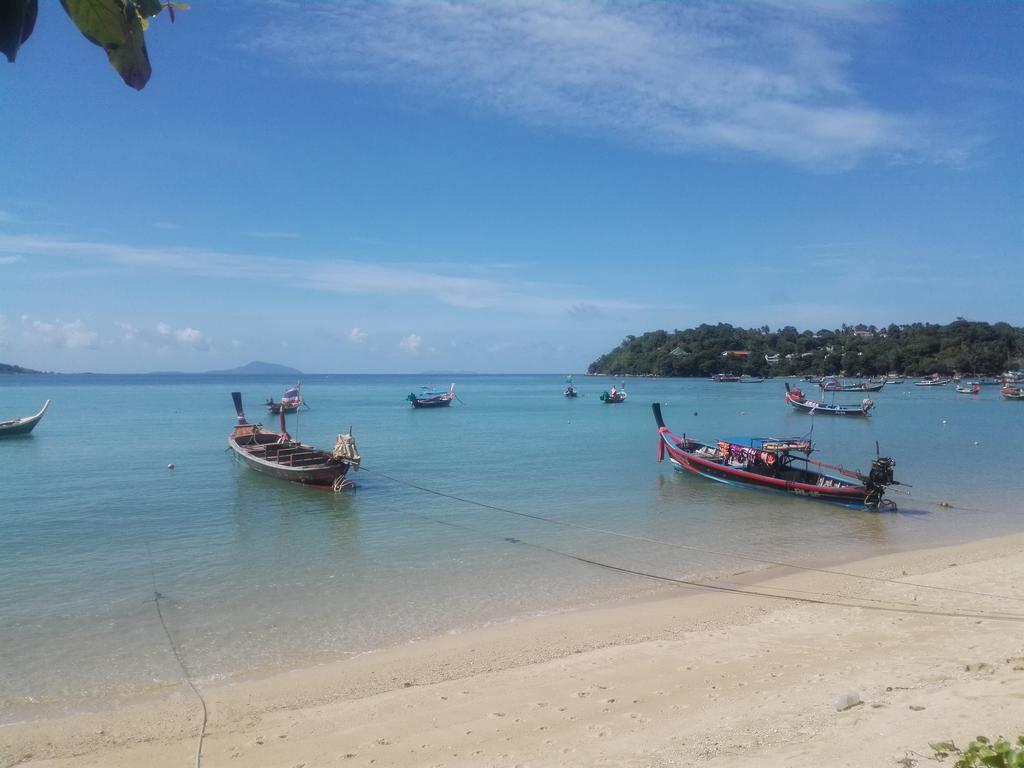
[652, 402, 898, 510]
[1001, 386, 1024, 400]
[0, 400, 50, 437]
[229, 392, 360, 489]
[820, 379, 885, 392]
[407, 384, 456, 408]
[915, 377, 951, 387]
[955, 383, 981, 394]
[266, 383, 306, 414]
[785, 384, 873, 417]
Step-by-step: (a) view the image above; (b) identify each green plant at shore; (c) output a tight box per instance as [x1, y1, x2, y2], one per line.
[1, 0, 187, 90]
[930, 735, 1024, 767]
[588, 319, 1024, 378]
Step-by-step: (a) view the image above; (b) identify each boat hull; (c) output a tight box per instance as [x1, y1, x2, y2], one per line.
[1002, 386, 1024, 400]
[266, 401, 302, 414]
[820, 381, 884, 392]
[0, 400, 50, 437]
[665, 449, 870, 509]
[229, 426, 351, 486]
[410, 396, 453, 408]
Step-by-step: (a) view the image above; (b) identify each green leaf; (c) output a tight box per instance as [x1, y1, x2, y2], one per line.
[60, 0, 151, 89]
[0, 0, 38, 63]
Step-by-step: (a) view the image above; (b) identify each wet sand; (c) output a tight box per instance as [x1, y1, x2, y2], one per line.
[4, 531, 1024, 767]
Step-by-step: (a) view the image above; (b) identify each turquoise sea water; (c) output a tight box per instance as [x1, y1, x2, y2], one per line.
[1, 374, 1021, 722]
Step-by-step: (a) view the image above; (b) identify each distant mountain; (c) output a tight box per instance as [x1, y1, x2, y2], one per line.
[0, 362, 42, 374]
[205, 361, 304, 376]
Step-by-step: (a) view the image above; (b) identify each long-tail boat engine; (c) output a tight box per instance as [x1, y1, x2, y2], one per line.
[864, 456, 897, 510]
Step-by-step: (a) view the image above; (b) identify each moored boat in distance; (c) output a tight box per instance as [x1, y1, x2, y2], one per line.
[784, 384, 873, 417]
[955, 382, 981, 394]
[0, 400, 50, 437]
[1001, 385, 1024, 400]
[229, 392, 360, 489]
[652, 403, 898, 510]
[820, 378, 884, 392]
[739, 375, 765, 383]
[408, 384, 456, 408]
[915, 376, 951, 387]
[599, 384, 627, 403]
[563, 375, 578, 398]
[711, 373, 740, 382]
[266, 383, 306, 414]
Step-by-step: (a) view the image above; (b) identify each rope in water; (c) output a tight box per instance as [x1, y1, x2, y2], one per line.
[397, 504, 1024, 622]
[147, 545, 208, 768]
[359, 466, 1024, 610]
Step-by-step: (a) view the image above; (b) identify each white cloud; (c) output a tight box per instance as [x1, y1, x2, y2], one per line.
[242, 231, 301, 239]
[153, 221, 179, 230]
[243, 0, 944, 167]
[153, 321, 212, 350]
[174, 327, 209, 348]
[399, 333, 423, 353]
[26, 318, 98, 349]
[0, 255, 21, 265]
[349, 327, 369, 343]
[115, 322, 139, 341]
[231, 339, 242, 349]
[0, 233, 663, 317]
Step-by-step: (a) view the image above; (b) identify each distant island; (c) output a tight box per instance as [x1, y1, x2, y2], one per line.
[0, 363, 43, 375]
[589, 320, 1024, 378]
[204, 361, 304, 376]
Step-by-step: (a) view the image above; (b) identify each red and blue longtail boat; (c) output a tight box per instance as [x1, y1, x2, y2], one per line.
[652, 403, 898, 510]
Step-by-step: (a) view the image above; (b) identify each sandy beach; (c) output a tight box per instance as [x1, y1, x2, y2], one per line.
[4, 531, 1024, 768]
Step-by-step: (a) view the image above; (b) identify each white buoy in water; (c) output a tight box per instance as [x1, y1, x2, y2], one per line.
[167, 463, 174, 470]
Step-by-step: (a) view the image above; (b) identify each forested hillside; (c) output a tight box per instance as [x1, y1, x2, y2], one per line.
[588, 320, 1024, 378]
[0, 363, 41, 374]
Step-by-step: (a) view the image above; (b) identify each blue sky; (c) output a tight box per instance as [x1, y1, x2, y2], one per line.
[1, 1, 1022, 373]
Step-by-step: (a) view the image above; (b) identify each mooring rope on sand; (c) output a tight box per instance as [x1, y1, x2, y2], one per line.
[360, 465, 1024, 615]
[147, 545, 208, 768]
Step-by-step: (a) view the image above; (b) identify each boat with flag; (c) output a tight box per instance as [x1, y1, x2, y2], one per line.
[266, 383, 306, 414]
[563, 375, 578, 398]
[599, 383, 627, 403]
[785, 384, 873, 417]
[407, 384, 456, 408]
[230, 392, 360, 489]
[0, 400, 50, 437]
[652, 402, 899, 509]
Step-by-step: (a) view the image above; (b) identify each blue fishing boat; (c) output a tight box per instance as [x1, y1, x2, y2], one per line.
[785, 384, 873, 417]
[407, 384, 456, 408]
[0, 400, 50, 437]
